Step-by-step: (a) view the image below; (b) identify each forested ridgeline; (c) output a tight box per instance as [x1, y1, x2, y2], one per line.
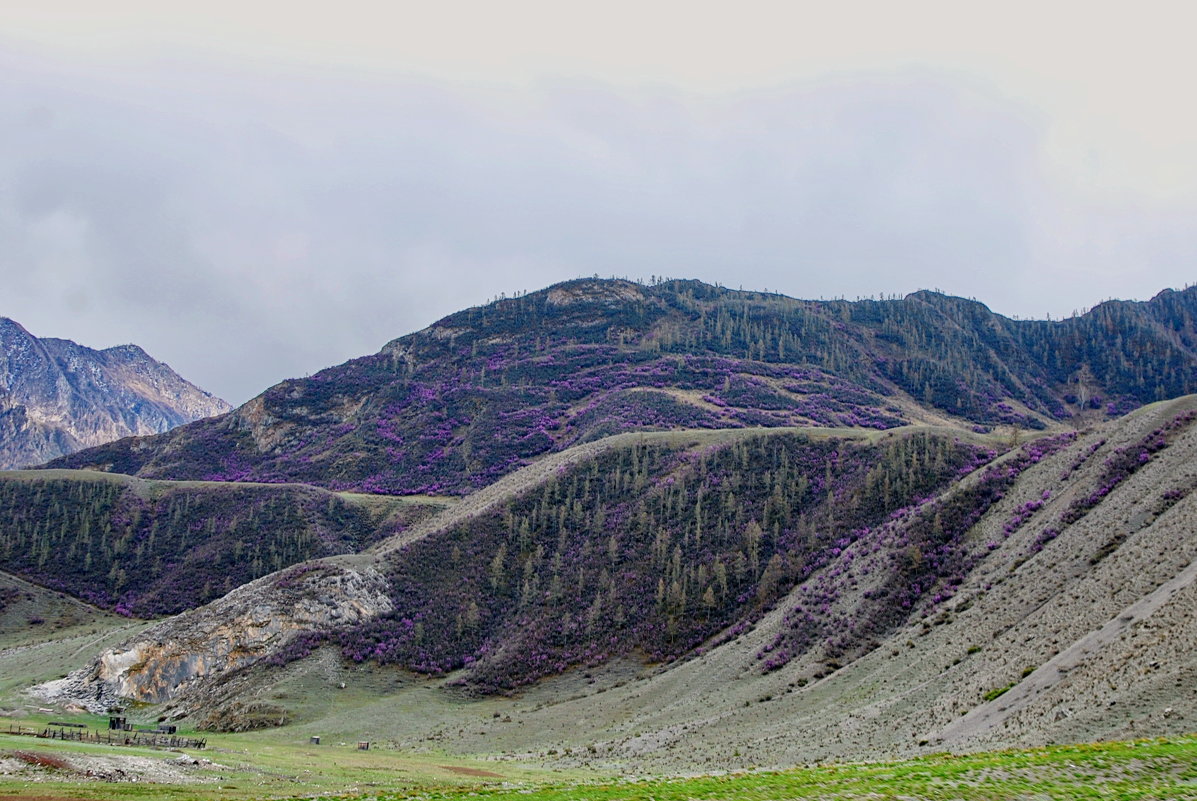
[0, 473, 439, 617]
[48, 280, 1197, 496]
[295, 428, 1013, 691]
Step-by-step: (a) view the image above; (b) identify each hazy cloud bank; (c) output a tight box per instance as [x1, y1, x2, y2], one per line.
[2, 44, 1194, 403]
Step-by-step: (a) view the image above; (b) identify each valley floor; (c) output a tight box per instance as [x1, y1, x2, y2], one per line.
[2, 720, 1196, 800]
[375, 737, 1197, 801]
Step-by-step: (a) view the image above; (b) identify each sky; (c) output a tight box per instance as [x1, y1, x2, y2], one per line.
[2, 1, 1196, 404]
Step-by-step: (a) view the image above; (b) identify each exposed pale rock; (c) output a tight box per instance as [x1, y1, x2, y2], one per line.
[34, 560, 392, 711]
[545, 280, 646, 307]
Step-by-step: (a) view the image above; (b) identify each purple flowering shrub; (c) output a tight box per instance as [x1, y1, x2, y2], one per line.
[1054, 409, 1197, 530]
[1152, 484, 1193, 521]
[757, 432, 1077, 672]
[1059, 438, 1106, 481]
[708, 376, 801, 411]
[57, 345, 912, 495]
[50, 279, 1197, 495]
[1002, 490, 1052, 537]
[562, 390, 724, 444]
[323, 429, 992, 691]
[1038, 410, 1197, 567]
[0, 476, 418, 616]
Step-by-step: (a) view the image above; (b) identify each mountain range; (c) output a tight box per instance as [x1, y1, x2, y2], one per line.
[4, 278, 1197, 767]
[0, 317, 230, 469]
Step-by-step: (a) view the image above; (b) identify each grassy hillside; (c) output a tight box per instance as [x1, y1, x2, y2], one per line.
[17, 402, 1197, 756]
[0, 569, 126, 650]
[4, 401, 1197, 798]
[6, 280, 1197, 794]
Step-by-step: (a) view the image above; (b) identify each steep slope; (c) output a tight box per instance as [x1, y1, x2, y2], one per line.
[47, 280, 1197, 495]
[439, 396, 1197, 771]
[0, 317, 230, 468]
[341, 426, 1002, 690]
[16, 279, 1197, 762]
[43, 423, 1008, 713]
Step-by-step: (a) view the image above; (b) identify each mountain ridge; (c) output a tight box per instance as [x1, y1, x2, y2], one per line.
[8, 279, 1197, 767]
[45, 279, 1197, 495]
[0, 317, 231, 469]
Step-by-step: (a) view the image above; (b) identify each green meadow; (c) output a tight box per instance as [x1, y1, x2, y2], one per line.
[3, 717, 1196, 801]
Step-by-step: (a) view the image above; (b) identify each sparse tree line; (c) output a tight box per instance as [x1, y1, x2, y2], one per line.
[46, 281, 1197, 500]
[324, 430, 991, 691]
[0, 479, 381, 616]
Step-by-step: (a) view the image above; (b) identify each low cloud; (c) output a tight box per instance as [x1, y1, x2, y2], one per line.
[2, 44, 1194, 403]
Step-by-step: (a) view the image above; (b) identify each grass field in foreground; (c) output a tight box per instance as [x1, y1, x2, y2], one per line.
[4, 731, 1197, 800]
[0, 722, 565, 801]
[366, 737, 1197, 801]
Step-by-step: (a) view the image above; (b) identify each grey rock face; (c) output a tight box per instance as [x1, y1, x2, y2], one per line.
[0, 317, 230, 468]
[34, 560, 393, 712]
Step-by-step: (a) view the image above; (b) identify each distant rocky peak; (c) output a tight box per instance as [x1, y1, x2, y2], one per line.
[0, 317, 230, 469]
[101, 343, 152, 360]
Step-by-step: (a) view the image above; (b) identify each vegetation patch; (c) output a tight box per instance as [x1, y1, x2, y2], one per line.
[198, 700, 290, 732]
[312, 429, 993, 690]
[983, 683, 1014, 702]
[0, 476, 437, 616]
[352, 736, 1197, 801]
[48, 280, 1197, 495]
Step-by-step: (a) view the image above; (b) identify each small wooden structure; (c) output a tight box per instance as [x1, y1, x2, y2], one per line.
[357, 741, 370, 750]
[310, 736, 321, 745]
[7, 723, 205, 750]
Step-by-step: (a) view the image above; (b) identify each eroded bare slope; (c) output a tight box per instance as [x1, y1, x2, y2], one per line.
[489, 396, 1197, 770]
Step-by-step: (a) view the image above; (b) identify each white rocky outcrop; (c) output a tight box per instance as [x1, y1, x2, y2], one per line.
[34, 559, 391, 712]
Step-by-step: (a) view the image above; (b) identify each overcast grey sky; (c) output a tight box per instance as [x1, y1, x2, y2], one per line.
[2, 2, 1196, 404]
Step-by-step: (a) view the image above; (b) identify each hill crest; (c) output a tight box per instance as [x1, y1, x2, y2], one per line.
[46, 279, 1197, 496]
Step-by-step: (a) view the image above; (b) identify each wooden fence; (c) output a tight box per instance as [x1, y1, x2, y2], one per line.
[6, 724, 206, 750]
